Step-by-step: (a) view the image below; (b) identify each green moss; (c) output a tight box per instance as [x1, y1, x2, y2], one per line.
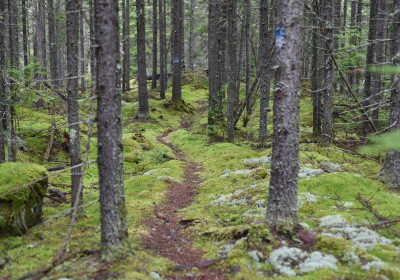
[0, 163, 48, 237]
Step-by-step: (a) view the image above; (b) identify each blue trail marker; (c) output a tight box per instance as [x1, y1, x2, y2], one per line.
[275, 28, 284, 49]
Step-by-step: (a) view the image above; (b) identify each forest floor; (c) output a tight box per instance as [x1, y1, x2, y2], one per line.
[1, 78, 400, 279]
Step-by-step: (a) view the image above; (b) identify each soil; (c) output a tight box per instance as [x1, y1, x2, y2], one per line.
[141, 118, 226, 280]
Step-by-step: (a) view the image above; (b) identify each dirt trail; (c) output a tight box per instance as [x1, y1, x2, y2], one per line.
[141, 119, 225, 280]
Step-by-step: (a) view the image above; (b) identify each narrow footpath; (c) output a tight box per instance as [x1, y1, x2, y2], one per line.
[141, 118, 226, 280]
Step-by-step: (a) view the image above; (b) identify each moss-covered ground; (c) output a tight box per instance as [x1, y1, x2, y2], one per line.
[0, 78, 399, 279]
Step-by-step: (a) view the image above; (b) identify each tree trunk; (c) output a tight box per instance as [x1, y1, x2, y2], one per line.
[121, 0, 126, 93]
[0, 0, 6, 163]
[372, 0, 386, 128]
[244, 0, 251, 127]
[159, 0, 166, 99]
[266, 0, 302, 235]
[95, 0, 129, 260]
[125, 0, 130, 91]
[219, 2, 227, 85]
[80, 0, 85, 90]
[8, 0, 18, 162]
[179, 0, 184, 72]
[189, 0, 194, 71]
[89, 0, 95, 81]
[37, 0, 47, 86]
[321, 0, 334, 144]
[227, 0, 237, 142]
[152, 0, 158, 89]
[258, 0, 270, 146]
[22, 0, 29, 86]
[171, 0, 182, 104]
[349, 0, 356, 85]
[311, 0, 321, 137]
[208, 0, 219, 131]
[361, 0, 378, 136]
[66, 0, 83, 214]
[379, 0, 400, 190]
[137, 0, 150, 117]
[48, 0, 59, 88]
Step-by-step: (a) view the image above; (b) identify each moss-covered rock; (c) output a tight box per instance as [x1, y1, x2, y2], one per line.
[0, 163, 48, 237]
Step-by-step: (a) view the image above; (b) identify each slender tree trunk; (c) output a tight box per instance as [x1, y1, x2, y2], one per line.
[179, 0, 184, 72]
[152, 0, 158, 89]
[8, 0, 18, 162]
[321, 0, 334, 144]
[22, 0, 29, 86]
[266, 0, 303, 235]
[95, 0, 129, 260]
[311, 2, 321, 137]
[208, 0, 219, 131]
[80, 0, 85, 90]
[137, 0, 150, 117]
[172, 0, 182, 104]
[349, 0, 356, 85]
[125, 0, 130, 91]
[0, 0, 6, 163]
[244, 0, 251, 126]
[89, 0, 95, 81]
[57, 0, 64, 81]
[48, 0, 59, 88]
[227, 0, 238, 142]
[66, 0, 83, 214]
[372, 0, 386, 128]
[219, 2, 227, 85]
[189, 0, 194, 71]
[258, 0, 270, 146]
[159, 0, 165, 99]
[236, 18, 245, 117]
[37, 0, 46, 86]
[121, 0, 126, 93]
[379, 0, 400, 190]
[361, 0, 378, 136]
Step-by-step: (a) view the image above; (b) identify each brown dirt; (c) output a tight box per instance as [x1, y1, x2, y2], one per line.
[140, 129, 226, 280]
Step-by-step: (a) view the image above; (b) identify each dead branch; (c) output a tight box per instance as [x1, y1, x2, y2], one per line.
[45, 194, 67, 204]
[368, 217, 400, 229]
[43, 123, 56, 164]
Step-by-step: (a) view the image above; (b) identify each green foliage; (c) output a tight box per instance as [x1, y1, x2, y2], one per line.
[360, 130, 400, 153]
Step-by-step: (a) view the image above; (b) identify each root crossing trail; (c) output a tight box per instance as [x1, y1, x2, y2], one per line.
[141, 128, 225, 280]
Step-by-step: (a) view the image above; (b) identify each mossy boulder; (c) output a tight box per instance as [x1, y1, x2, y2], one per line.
[0, 163, 48, 237]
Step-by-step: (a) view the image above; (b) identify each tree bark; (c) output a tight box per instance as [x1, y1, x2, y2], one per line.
[219, 2, 227, 85]
[208, 0, 219, 131]
[159, 0, 166, 99]
[227, 0, 237, 142]
[0, 0, 6, 163]
[311, 0, 321, 137]
[189, 0, 194, 71]
[37, 0, 47, 85]
[244, 0, 251, 125]
[258, 0, 271, 146]
[152, 0, 158, 89]
[8, 0, 18, 162]
[48, 0, 59, 88]
[137, 0, 150, 117]
[171, 0, 182, 104]
[125, 0, 130, 91]
[89, 0, 95, 82]
[321, 0, 334, 144]
[372, 0, 386, 128]
[22, 0, 29, 86]
[95, 0, 129, 260]
[121, 0, 126, 93]
[361, 0, 378, 136]
[266, 0, 302, 235]
[66, 0, 83, 214]
[80, 0, 85, 90]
